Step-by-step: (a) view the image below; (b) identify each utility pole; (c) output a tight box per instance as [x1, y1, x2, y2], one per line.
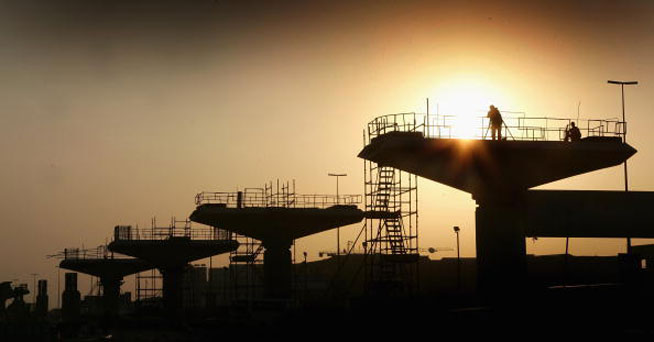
[328, 173, 347, 258]
[426, 98, 430, 138]
[303, 251, 308, 299]
[608, 80, 638, 253]
[453, 226, 461, 290]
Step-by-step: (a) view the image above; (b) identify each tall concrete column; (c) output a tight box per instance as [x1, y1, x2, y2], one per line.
[474, 193, 527, 301]
[161, 266, 185, 318]
[263, 240, 292, 298]
[100, 277, 121, 328]
[62, 273, 81, 323]
[35, 279, 48, 317]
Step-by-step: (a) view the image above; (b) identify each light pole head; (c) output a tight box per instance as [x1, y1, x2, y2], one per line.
[328, 173, 347, 177]
[453, 226, 460, 233]
[608, 80, 638, 85]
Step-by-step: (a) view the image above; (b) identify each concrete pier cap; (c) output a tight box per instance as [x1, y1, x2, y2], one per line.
[190, 191, 365, 298]
[59, 256, 152, 325]
[358, 112, 637, 300]
[107, 225, 238, 317]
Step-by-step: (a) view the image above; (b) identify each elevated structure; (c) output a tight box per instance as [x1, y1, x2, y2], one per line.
[190, 186, 364, 298]
[108, 219, 238, 317]
[359, 112, 636, 299]
[54, 245, 152, 325]
[525, 190, 654, 238]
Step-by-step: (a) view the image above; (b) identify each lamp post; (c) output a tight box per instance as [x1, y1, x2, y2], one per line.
[328, 173, 347, 258]
[303, 251, 308, 298]
[453, 226, 461, 290]
[608, 80, 638, 253]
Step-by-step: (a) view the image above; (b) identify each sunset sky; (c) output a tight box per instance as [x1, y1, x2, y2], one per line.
[1, 0, 653, 306]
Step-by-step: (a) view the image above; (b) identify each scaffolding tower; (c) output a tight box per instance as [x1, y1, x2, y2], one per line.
[363, 119, 419, 295]
[135, 269, 162, 305]
[229, 232, 264, 302]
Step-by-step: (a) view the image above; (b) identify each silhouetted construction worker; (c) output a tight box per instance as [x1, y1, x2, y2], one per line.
[564, 121, 581, 142]
[487, 105, 503, 140]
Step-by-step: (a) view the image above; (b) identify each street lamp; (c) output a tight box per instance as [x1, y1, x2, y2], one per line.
[608, 80, 638, 253]
[453, 226, 461, 290]
[303, 251, 308, 298]
[328, 173, 347, 258]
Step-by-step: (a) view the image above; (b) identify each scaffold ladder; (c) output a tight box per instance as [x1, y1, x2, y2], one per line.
[364, 160, 418, 294]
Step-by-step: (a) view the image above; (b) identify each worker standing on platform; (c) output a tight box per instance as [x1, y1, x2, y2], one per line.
[564, 122, 582, 142]
[487, 105, 503, 140]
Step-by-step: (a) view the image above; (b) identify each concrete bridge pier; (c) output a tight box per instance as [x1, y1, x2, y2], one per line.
[100, 277, 121, 328]
[474, 192, 528, 301]
[262, 240, 293, 298]
[160, 266, 185, 318]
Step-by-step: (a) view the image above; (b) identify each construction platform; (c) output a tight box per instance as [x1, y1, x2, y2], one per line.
[358, 112, 637, 298]
[107, 220, 238, 317]
[190, 188, 364, 298]
[55, 246, 152, 326]
[359, 114, 635, 195]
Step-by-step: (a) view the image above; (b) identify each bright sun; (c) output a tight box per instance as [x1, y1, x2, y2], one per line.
[428, 76, 506, 139]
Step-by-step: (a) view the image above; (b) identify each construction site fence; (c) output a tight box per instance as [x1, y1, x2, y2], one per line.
[366, 112, 625, 143]
[195, 191, 362, 208]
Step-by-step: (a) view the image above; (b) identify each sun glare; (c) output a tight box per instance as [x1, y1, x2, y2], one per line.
[429, 76, 506, 139]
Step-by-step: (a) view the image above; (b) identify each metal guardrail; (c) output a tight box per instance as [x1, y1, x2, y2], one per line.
[112, 223, 231, 241]
[48, 245, 130, 260]
[62, 246, 109, 260]
[195, 191, 362, 208]
[366, 112, 625, 143]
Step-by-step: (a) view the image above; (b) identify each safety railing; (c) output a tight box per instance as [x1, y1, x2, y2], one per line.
[195, 191, 362, 208]
[112, 221, 231, 241]
[61, 246, 109, 260]
[48, 245, 131, 260]
[366, 112, 625, 143]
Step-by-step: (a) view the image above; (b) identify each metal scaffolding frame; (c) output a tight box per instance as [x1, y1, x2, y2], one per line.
[229, 232, 264, 302]
[135, 269, 162, 304]
[363, 129, 419, 295]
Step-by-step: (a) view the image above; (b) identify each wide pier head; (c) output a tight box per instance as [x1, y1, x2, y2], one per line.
[108, 225, 238, 316]
[190, 191, 364, 298]
[190, 205, 365, 242]
[358, 113, 636, 298]
[59, 256, 152, 323]
[359, 133, 636, 194]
